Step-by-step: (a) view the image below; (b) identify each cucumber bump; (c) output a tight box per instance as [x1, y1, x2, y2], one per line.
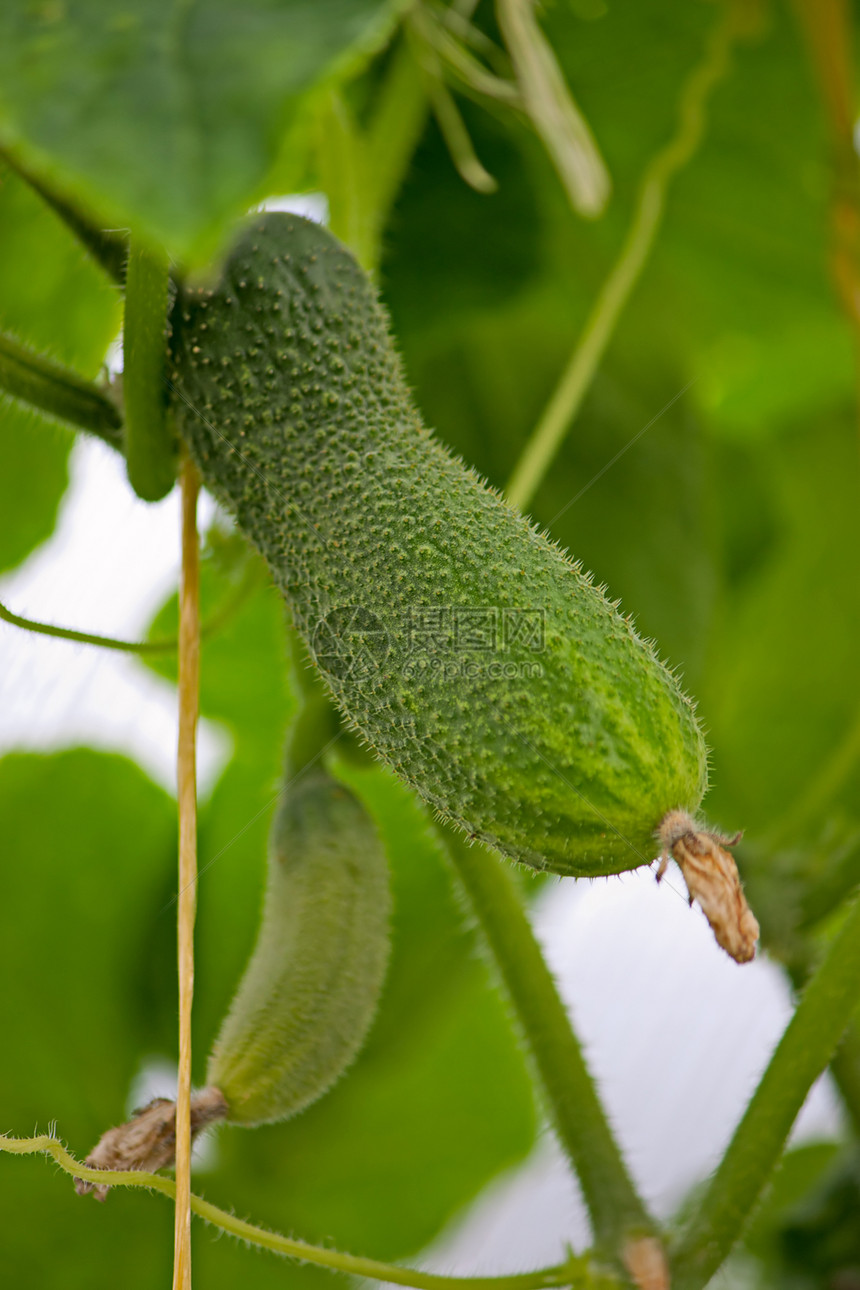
[169, 214, 708, 878]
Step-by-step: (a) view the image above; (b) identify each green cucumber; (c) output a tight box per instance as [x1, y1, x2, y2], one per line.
[207, 766, 390, 1126]
[169, 213, 707, 876]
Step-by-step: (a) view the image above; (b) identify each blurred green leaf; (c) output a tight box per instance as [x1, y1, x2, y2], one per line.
[702, 415, 860, 838]
[0, 749, 177, 1288]
[0, 407, 72, 576]
[0, 749, 176, 1134]
[383, 105, 541, 332]
[0, 0, 403, 262]
[537, 0, 852, 434]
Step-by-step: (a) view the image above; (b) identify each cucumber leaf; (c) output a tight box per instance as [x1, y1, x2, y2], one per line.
[0, 0, 403, 262]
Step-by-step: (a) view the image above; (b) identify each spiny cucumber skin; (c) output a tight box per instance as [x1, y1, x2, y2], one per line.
[170, 214, 707, 877]
[207, 768, 391, 1127]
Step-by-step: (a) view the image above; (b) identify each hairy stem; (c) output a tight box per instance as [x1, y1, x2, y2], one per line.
[442, 829, 654, 1258]
[124, 236, 176, 501]
[671, 890, 860, 1289]
[0, 148, 128, 284]
[0, 1136, 617, 1289]
[174, 455, 200, 1290]
[0, 328, 122, 447]
[0, 560, 262, 654]
[505, 4, 739, 513]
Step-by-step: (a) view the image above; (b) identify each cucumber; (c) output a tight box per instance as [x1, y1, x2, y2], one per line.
[169, 213, 707, 877]
[207, 766, 390, 1126]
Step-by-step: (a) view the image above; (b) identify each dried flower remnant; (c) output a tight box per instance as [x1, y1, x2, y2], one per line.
[74, 1087, 227, 1201]
[657, 809, 760, 964]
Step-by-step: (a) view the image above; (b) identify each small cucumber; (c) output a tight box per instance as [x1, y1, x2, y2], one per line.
[207, 766, 390, 1126]
[169, 214, 707, 877]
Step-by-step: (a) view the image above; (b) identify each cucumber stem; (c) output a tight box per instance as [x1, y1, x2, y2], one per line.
[505, 3, 740, 513]
[124, 236, 176, 501]
[0, 328, 122, 447]
[0, 558, 262, 654]
[0, 148, 128, 284]
[670, 889, 860, 1289]
[285, 694, 343, 776]
[441, 827, 655, 1259]
[2, 1135, 619, 1289]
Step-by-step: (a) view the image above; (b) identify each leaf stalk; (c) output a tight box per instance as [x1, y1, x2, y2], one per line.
[442, 829, 655, 1260]
[671, 890, 860, 1288]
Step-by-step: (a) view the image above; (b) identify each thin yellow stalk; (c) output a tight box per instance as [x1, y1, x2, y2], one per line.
[173, 453, 200, 1290]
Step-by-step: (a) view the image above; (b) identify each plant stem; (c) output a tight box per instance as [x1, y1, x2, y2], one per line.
[0, 1136, 619, 1290]
[0, 598, 171, 652]
[0, 148, 128, 284]
[174, 454, 200, 1290]
[124, 236, 176, 501]
[422, 19, 521, 106]
[0, 560, 262, 654]
[407, 8, 497, 193]
[285, 694, 342, 776]
[670, 890, 860, 1290]
[442, 829, 654, 1257]
[495, 0, 609, 218]
[505, 4, 739, 513]
[0, 328, 123, 447]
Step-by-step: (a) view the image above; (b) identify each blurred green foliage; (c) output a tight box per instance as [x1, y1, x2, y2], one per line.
[2, 0, 860, 1286]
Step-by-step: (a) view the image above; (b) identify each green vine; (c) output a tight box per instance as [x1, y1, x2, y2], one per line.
[0, 560, 262, 654]
[505, 2, 741, 513]
[442, 829, 655, 1262]
[0, 148, 128, 284]
[0, 1136, 618, 1290]
[0, 328, 122, 447]
[671, 890, 860, 1288]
